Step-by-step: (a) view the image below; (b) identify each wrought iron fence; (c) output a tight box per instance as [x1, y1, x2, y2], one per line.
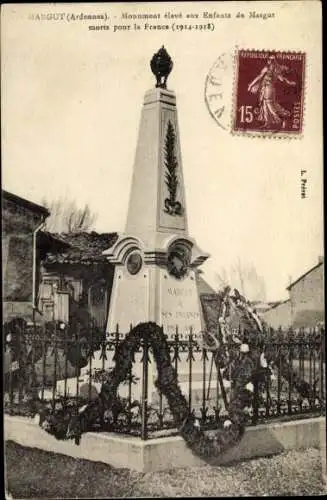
[3, 319, 326, 440]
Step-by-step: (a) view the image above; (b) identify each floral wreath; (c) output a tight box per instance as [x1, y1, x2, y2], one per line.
[35, 286, 318, 460]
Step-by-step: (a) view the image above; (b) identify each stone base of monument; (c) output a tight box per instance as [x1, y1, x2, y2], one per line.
[5, 414, 325, 472]
[44, 350, 224, 411]
[46, 376, 226, 415]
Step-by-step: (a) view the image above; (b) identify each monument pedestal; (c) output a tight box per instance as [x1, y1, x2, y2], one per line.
[100, 48, 210, 404]
[103, 234, 208, 337]
[103, 79, 209, 336]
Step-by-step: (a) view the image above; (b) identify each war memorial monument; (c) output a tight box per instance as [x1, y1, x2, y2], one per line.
[104, 46, 209, 337]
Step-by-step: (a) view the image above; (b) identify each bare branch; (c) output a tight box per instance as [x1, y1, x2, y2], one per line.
[43, 196, 98, 233]
[216, 259, 266, 302]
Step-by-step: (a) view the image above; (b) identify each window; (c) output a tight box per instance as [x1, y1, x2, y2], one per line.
[90, 284, 106, 306]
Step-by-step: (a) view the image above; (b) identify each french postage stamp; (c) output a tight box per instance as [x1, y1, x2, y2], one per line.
[232, 50, 306, 137]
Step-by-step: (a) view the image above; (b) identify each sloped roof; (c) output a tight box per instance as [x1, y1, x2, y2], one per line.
[2, 190, 50, 217]
[37, 231, 71, 261]
[196, 274, 217, 296]
[264, 298, 290, 311]
[41, 231, 118, 265]
[287, 260, 324, 290]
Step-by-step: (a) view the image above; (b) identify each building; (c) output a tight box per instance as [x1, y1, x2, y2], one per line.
[263, 257, 324, 329]
[2, 190, 119, 329]
[287, 257, 324, 328]
[37, 231, 118, 328]
[262, 299, 292, 329]
[2, 190, 215, 333]
[37, 236, 216, 332]
[2, 190, 50, 322]
[250, 300, 279, 315]
[7, 188, 322, 333]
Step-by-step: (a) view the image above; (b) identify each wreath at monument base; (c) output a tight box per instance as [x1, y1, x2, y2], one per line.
[9, 283, 319, 460]
[37, 320, 263, 459]
[36, 296, 319, 459]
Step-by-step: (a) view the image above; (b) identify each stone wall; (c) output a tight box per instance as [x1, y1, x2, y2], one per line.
[3, 234, 34, 302]
[2, 194, 46, 322]
[290, 263, 324, 327]
[3, 302, 34, 322]
[262, 300, 292, 329]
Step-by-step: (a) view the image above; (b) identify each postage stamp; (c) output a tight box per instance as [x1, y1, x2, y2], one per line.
[232, 50, 306, 136]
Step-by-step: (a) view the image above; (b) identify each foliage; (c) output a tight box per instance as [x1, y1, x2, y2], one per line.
[211, 286, 317, 401]
[215, 258, 267, 302]
[164, 121, 183, 215]
[6, 294, 321, 461]
[34, 285, 321, 458]
[164, 121, 179, 203]
[3, 317, 103, 399]
[36, 321, 258, 458]
[42, 196, 97, 233]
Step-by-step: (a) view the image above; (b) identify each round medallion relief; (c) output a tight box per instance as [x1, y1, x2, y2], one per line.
[126, 252, 143, 275]
[167, 243, 191, 280]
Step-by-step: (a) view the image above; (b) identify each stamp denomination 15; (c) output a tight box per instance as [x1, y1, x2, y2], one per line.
[233, 50, 306, 136]
[205, 49, 306, 138]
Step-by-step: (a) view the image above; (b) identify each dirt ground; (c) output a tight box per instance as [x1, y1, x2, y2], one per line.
[5, 441, 326, 498]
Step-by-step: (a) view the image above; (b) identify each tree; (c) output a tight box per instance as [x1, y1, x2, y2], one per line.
[215, 258, 267, 302]
[42, 196, 97, 233]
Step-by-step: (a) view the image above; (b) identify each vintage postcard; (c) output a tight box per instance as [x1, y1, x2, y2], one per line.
[2, 1, 325, 498]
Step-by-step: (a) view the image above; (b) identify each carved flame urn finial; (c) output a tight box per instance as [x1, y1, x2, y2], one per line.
[150, 46, 173, 89]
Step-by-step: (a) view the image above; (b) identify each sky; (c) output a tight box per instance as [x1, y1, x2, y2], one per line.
[1, 2, 324, 301]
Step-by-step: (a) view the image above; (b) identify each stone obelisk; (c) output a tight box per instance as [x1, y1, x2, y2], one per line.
[104, 47, 209, 338]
